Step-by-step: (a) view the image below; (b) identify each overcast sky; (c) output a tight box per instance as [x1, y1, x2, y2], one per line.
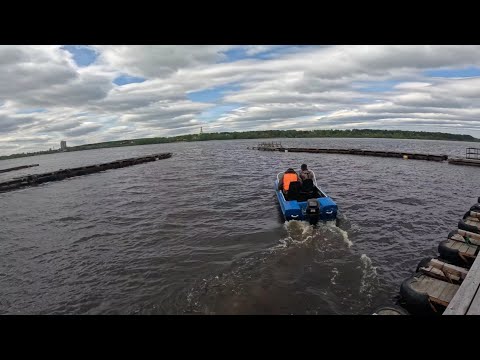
[1, 45, 480, 155]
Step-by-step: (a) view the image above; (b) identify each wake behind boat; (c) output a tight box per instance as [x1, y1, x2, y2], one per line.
[275, 169, 338, 225]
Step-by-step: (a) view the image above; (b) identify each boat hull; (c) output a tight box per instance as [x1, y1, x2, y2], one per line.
[274, 179, 337, 223]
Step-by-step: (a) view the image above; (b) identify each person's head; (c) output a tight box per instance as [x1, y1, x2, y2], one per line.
[301, 164, 307, 171]
[286, 168, 295, 173]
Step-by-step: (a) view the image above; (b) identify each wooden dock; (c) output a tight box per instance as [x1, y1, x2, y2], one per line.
[443, 225, 480, 314]
[0, 153, 172, 193]
[0, 164, 39, 173]
[443, 252, 480, 315]
[448, 158, 480, 167]
[250, 143, 448, 162]
[445, 147, 480, 167]
[408, 274, 459, 308]
[390, 197, 480, 315]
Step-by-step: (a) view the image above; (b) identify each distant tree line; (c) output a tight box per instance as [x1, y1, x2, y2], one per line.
[1, 129, 479, 161]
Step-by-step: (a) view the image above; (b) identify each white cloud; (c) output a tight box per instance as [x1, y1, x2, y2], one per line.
[394, 82, 431, 89]
[94, 45, 235, 77]
[2, 45, 480, 155]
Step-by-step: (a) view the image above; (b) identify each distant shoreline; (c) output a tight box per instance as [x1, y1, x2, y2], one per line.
[1, 129, 479, 161]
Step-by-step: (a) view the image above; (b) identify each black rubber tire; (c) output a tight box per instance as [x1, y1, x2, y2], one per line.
[459, 219, 480, 234]
[399, 275, 433, 315]
[471, 204, 480, 212]
[438, 239, 464, 266]
[373, 305, 409, 315]
[447, 229, 459, 239]
[416, 257, 433, 272]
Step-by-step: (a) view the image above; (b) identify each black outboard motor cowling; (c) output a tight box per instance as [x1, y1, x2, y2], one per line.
[306, 198, 320, 225]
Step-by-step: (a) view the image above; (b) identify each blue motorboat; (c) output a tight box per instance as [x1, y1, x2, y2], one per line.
[275, 170, 338, 224]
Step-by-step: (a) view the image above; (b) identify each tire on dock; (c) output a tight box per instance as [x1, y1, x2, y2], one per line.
[438, 235, 478, 268]
[400, 274, 459, 315]
[471, 204, 480, 212]
[438, 240, 464, 266]
[399, 275, 432, 314]
[416, 257, 468, 284]
[458, 217, 480, 234]
[416, 257, 433, 272]
[372, 305, 409, 315]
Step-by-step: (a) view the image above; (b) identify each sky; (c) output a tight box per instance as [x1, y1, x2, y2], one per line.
[2, 45, 480, 155]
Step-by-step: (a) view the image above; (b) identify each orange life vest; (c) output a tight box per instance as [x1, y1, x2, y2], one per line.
[283, 173, 299, 191]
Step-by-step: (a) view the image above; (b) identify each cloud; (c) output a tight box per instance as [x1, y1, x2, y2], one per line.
[94, 45, 235, 77]
[3, 45, 480, 155]
[63, 122, 103, 137]
[0, 114, 37, 134]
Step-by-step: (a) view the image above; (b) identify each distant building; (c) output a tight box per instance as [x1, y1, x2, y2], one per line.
[60, 140, 67, 151]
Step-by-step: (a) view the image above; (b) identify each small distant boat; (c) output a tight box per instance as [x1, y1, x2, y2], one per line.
[274, 170, 338, 225]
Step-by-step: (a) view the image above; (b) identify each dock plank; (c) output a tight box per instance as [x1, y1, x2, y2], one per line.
[450, 241, 463, 250]
[438, 285, 459, 304]
[457, 229, 480, 244]
[423, 259, 468, 282]
[451, 233, 467, 242]
[444, 249, 480, 315]
[466, 288, 480, 315]
[465, 246, 478, 257]
[420, 266, 453, 282]
[412, 275, 459, 307]
[427, 279, 450, 300]
[458, 243, 471, 253]
[430, 259, 469, 278]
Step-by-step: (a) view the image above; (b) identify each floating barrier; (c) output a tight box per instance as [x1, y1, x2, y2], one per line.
[0, 153, 172, 193]
[0, 164, 39, 173]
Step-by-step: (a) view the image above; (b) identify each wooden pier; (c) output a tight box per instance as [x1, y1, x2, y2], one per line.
[0, 164, 39, 174]
[250, 143, 448, 162]
[391, 197, 480, 315]
[0, 153, 172, 193]
[448, 158, 480, 167]
[445, 147, 480, 167]
[443, 253, 480, 315]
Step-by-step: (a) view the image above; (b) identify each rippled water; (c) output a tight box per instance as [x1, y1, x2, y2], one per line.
[0, 138, 478, 314]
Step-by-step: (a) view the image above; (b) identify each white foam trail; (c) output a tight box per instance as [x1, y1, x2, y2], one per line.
[275, 220, 353, 249]
[282, 220, 314, 245]
[331, 267, 339, 285]
[274, 238, 289, 249]
[320, 221, 353, 248]
[337, 227, 353, 248]
[359, 254, 378, 297]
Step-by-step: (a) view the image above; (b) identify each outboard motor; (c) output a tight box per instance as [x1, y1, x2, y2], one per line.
[306, 198, 320, 225]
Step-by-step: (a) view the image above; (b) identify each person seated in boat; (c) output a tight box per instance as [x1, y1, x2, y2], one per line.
[278, 168, 302, 197]
[298, 164, 314, 181]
